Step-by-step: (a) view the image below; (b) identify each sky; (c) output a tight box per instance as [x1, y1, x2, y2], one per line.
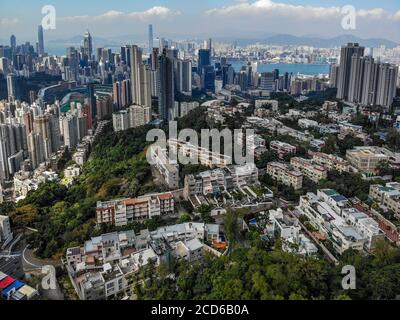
[0, 0, 399, 44]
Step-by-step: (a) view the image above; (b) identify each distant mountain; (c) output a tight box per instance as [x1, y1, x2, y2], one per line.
[255, 34, 398, 48]
[44, 33, 399, 54]
[47, 35, 119, 47]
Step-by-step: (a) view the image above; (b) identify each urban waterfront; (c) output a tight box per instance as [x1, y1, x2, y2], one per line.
[228, 61, 331, 75]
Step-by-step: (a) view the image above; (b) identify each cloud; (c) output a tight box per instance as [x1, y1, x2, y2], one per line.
[394, 10, 400, 21]
[205, 0, 391, 20]
[356, 8, 386, 19]
[0, 18, 19, 26]
[60, 6, 180, 22]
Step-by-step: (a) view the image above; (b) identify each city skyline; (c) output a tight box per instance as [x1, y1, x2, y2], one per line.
[1, 0, 400, 44]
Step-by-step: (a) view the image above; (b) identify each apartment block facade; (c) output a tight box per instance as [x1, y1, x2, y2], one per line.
[290, 157, 328, 183]
[96, 192, 174, 226]
[266, 162, 303, 190]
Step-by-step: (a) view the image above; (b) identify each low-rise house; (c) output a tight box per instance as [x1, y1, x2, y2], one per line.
[13, 168, 59, 201]
[0, 271, 38, 300]
[297, 189, 383, 254]
[62, 164, 81, 187]
[298, 118, 318, 129]
[370, 182, 400, 217]
[266, 208, 318, 256]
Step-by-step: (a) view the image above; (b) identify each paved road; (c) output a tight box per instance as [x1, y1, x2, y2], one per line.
[22, 245, 60, 271]
[22, 245, 65, 300]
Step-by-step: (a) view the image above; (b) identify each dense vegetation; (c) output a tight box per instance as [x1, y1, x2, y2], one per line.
[1, 122, 158, 258]
[135, 235, 400, 300]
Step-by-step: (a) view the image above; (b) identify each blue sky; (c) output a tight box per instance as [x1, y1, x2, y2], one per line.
[1, 0, 399, 43]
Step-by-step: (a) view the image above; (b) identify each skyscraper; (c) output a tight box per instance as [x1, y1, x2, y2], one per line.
[38, 25, 45, 56]
[151, 47, 159, 71]
[202, 65, 215, 92]
[6, 74, 16, 102]
[158, 49, 174, 121]
[83, 30, 93, 60]
[120, 46, 127, 64]
[198, 49, 211, 76]
[148, 24, 153, 55]
[336, 43, 365, 100]
[129, 45, 142, 105]
[10, 35, 16, 53]
[181, 60, 192, 95]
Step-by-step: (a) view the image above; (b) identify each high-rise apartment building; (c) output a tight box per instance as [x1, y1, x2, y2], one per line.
[336, 43, 365, 100]
[348, 54, 364, 103]
[129, 45, 142, 104]
[376, 63, 398, 109]
[158, 49, 174, 121]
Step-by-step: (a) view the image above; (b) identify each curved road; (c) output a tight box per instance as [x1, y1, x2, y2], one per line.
[22, 245, 60, 271]
[22, 245, 65, 300]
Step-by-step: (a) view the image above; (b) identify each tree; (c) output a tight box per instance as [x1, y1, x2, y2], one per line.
[321, 134, 337, 154]
[386, 128, 400, 152]
[178, 213, 191, 223]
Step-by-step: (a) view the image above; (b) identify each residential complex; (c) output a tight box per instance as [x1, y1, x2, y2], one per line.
[65, 222, 220, 300]
[265, 208, 318, 256]
[266, 162, 303, 190]
[269, 140, 297, 159]
[112, 104, 151, 132]
[310, 151, 350, 173]
[149, 146, 180, 189]
[169, 138, 232, 168]
[96, 192, 175, 226]
[290, 157, 328, 183]
[184, 163, 259, 199]
[346, 146, 389, 175]
[297, 189, 383, 253]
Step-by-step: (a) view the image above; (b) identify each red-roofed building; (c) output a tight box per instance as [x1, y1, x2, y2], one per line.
[0, 276, 15, 290]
